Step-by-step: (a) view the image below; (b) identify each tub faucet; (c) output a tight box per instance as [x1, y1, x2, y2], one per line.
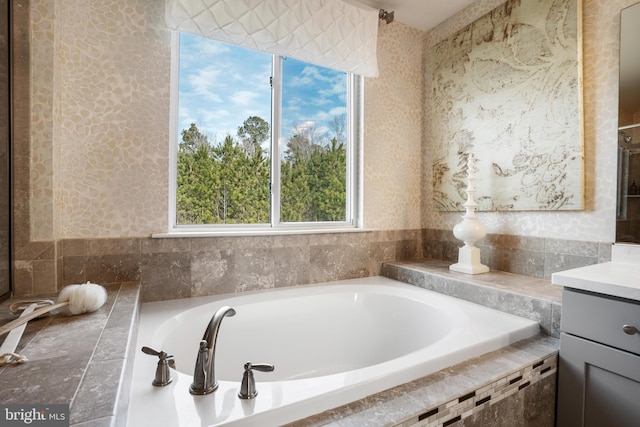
[189, 305, 236, 395]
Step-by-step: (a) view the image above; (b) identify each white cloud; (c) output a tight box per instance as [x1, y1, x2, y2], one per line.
[288, 65, 335, 87]
[309, 96, 332, 106]
[328, 106, 347, 116]
[288, 75, 313, 87]
[302, 65, 331, 81]
[320, 78, 347, 97]
[186, 65, 226, 102]
[231, 90, 260, 106]
[294, 120, 316, 133]
[179, 34, 231, 66]
[197, 38, 231, 56]
[314, 111, 330, 121]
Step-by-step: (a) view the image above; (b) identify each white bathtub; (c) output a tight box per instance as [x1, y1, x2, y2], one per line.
[127, 276, 539, 427]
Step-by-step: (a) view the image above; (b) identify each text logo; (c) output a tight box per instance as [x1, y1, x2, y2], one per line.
[1, 405, 68, 426]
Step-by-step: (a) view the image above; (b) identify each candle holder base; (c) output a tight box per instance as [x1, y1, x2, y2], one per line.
[449, 246, 489, 275]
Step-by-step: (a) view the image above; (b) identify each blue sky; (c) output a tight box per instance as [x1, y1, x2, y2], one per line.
[178, 33, 347, 149]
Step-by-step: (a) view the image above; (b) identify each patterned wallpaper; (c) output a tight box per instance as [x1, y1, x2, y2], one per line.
[363, 22, 425, 230]
[30, 0, 171, 239]
[26, 0, 638, 242]
[30, 0, 54, 240]
[424, 0, 638, 242]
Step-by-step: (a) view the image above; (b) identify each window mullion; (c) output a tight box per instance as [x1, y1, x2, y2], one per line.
[169, 32, 180, 231]
[352, 74, 364, 227]
[270, 55, 283, 228]
[345, 73, 353, 224]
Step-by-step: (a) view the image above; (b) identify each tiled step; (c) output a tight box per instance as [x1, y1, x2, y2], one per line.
[382, 260, 563, 337]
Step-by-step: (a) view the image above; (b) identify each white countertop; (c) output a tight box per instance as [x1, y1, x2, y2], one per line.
[552, 261, 640, 302]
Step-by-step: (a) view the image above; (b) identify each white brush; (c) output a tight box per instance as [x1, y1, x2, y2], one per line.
[0, 282, 107, 337]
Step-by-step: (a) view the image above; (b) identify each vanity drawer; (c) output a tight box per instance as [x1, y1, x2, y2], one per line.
[561, 288, 640, 355]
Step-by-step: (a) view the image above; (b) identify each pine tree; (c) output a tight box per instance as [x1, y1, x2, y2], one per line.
[307, 138, 346, 221]
[177, 132, 217, 224]
[237, 116, 270, 157]
[177, 115, 346, 225]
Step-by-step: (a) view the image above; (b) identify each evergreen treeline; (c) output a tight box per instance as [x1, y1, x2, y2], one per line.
[177, 116, 347, 224]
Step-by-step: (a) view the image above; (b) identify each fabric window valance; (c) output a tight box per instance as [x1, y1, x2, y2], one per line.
[165, 0, 379, 77]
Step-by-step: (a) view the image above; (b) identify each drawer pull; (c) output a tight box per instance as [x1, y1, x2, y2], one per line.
[622, 324, 638, 335]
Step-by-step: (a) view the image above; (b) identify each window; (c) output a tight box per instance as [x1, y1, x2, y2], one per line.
[169, 33, 361, 232]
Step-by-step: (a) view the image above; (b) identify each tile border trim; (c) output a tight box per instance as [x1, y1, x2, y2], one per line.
[402, 355, 557, 427]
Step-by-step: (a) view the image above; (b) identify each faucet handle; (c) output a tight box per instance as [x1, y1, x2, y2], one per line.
[142, 346, 175, 387]
[249, 362, 274, 372]
[142, 346, 175, 363]
[238, 361, 274, 399]
[142, 346, 169, 357]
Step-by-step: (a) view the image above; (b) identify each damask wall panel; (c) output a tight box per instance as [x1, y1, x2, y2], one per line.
[430, 0, 584, 211]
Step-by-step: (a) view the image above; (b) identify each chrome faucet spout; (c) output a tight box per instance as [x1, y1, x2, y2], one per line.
[189, 305, 236, 395]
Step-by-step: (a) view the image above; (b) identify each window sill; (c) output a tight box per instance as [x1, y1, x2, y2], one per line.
[152, 227, 373, 238]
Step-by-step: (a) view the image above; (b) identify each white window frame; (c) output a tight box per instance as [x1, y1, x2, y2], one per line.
[165, 32, 363, 236]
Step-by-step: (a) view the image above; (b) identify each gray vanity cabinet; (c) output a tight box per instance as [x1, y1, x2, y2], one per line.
[557, 288, 640, 427]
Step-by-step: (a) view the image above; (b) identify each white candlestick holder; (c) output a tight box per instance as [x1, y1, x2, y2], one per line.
[449, 154, 489, 274]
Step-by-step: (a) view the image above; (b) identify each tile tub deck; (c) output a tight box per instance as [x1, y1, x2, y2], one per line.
[0, 282, 139, 426]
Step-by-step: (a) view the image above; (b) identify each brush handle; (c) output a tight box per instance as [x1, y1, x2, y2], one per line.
[0, 303, 37, 354]
[0, 302, 69, 337]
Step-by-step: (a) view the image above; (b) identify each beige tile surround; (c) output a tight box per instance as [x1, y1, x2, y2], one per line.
[12, 228, 610, 302]
[422, 229, 612, 280]
[28, 230, 421, 301]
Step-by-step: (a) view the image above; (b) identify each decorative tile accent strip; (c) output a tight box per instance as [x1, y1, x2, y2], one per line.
[509, 375, 523, 385]
[400, 354, 557, 427]
[458, 391, 475, 403]
[442, 415, 461, 426]
[418, 408, 438, 421]
[475, 396, 491, 406]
